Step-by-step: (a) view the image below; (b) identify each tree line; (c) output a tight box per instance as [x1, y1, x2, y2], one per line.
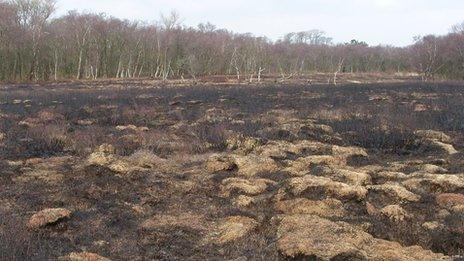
[0, 0, 463, 82]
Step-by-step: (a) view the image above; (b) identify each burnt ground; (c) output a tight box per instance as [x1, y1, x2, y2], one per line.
[1, 80, 464, 260]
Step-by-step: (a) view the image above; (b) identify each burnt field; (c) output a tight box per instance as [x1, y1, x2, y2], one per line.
[1, 80, 464, 260]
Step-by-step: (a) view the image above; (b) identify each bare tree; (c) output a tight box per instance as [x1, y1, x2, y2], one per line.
[161, 10, 181, 31]
[1, 7, 464, 82]
[284, 30, 332, 45]
[12, 0, 55, 80]
[412, 35, 444, 81]
[333, 57, 344, 85]
[452, 21, 464, 34]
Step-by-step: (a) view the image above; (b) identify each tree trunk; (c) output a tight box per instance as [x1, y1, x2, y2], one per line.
[333, 58, 344, 85]
[54, 49, 58, 81]
[257, 67, 265, 82]
[77, 48, 83, 79]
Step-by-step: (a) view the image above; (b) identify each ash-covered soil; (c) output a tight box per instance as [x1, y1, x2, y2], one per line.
[1, 81, 464, 260]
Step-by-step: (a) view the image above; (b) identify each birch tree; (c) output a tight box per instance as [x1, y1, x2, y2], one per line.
[12, 0, 55, 80]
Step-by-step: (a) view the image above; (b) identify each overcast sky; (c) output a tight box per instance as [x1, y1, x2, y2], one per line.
[56, 0, 464, 47]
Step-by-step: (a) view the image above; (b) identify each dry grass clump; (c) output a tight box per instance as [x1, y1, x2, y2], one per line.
[0, 213, 71, 260]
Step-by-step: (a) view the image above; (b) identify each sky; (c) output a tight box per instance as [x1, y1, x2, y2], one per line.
[56, 0, 464, 47]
